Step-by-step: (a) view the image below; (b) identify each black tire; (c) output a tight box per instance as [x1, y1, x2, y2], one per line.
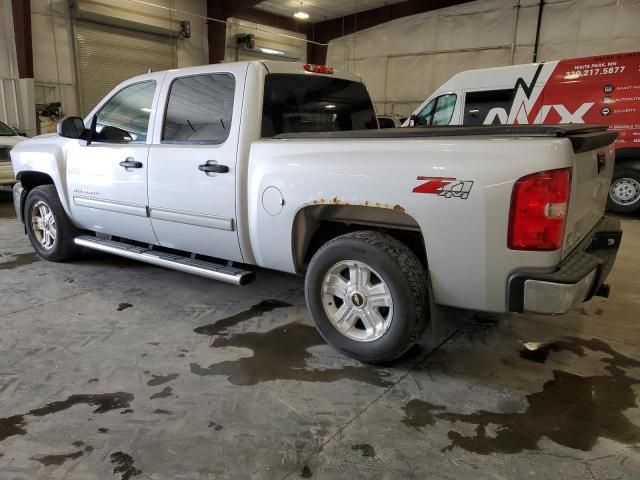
[607, 167, 640, 214]
[24, 185, 81, 261]
[305, 230, 429, 364]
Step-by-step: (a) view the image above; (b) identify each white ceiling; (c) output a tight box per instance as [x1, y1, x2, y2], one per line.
[254, 0, 408, 22]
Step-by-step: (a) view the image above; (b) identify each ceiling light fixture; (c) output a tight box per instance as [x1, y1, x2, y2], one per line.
[257, 47, 286, 56]
[294, 1, 309, 20]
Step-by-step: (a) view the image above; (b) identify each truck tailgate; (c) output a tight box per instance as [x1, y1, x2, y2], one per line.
[562, 128, 618, 259]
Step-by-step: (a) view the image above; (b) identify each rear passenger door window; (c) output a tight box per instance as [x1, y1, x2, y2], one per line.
[162, 74, 235, 144]
[463, 89, 514, 125]
[414, 94, 457, 126]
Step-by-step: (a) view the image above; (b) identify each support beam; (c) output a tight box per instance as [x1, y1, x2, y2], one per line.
[11, 0, 33, 78]
[307, 43, 327, 66]
[207, 0, 227, 64]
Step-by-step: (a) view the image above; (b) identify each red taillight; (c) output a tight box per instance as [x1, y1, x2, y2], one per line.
[303, 64, 334, 74]
[508, 168, 571, 251]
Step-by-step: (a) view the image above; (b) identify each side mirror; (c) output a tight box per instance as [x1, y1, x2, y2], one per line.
[57, 116, 87, 139]
[409, 114, 417, 127]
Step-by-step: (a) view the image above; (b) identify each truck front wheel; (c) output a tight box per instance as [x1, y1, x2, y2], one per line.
[305, 230, 429, 364]
[607, 168, 640, 214]
[25, 185, 80, 262]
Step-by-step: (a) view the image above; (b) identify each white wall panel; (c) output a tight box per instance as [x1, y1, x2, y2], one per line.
[327, 0, 640, 114]
[434, 3, 513, 51]
[353, 57, 385, 102]
[386, 55, 435, 103]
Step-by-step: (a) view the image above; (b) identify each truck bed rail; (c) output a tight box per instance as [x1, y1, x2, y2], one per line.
[272, 124, 617, 154]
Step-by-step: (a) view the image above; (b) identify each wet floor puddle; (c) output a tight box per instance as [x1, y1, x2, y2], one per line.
[0, 252, 39, 270]
[0, 392, 134, 443]
[31, 442, 93, 466]
[192, 299, 392, 387]
[111, 451, 142, 480]
[402, 337, 640, 454]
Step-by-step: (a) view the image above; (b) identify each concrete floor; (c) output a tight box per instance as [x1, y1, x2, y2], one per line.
[1, 190, 639, 480]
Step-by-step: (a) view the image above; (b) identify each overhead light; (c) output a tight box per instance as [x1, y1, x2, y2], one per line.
[236, 33, 299, 59]
[325, 104, 336, 109]
[257, 47, 286, 56]
[294, 11, 309, 20]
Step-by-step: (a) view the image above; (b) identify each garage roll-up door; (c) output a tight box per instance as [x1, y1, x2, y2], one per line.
[75, 20, 177, 115]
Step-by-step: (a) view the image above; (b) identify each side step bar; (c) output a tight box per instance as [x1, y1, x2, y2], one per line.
[74, 235, 255, 286]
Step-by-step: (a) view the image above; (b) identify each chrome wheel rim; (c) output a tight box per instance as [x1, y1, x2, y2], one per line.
[610, 177, 640, 206]
[321, 260, 394, 342]
[30, 200, 56, 250]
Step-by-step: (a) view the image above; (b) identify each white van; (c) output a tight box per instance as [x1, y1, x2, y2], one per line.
[406, 51, 640, 213]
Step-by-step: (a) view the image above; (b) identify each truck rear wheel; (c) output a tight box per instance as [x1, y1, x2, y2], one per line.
[25, 185, 80, 262]
[607, 168, 640, 214]
[305, 230, 429, 364]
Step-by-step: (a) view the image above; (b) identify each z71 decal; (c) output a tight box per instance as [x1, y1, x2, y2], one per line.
[412, 177, 474, 199]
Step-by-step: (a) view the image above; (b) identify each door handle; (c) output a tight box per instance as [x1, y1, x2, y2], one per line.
[198, 163, 229, 174]
[119, 158, 143, 169]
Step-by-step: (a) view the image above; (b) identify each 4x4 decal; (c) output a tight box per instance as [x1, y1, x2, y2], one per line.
[412, 177, 474, 199]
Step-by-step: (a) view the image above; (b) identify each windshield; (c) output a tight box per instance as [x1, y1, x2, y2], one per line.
[0, 121, 15, 136]
[261, 74, 377, 137]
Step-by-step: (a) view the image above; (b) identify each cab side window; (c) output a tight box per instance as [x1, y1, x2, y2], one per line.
[162, 73, 235, 144]
[415, 94, 457, 126]
[463, 89, 514, 125]
[95, 81, 156, 143]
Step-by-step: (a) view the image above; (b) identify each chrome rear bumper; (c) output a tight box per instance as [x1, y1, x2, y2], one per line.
[508, 216, 622, 314]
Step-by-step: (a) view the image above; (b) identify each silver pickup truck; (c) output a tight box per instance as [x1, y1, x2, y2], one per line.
[10, 60, 622, 363]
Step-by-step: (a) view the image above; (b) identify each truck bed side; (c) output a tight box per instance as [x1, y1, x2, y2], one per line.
[247, 126, 615, 313]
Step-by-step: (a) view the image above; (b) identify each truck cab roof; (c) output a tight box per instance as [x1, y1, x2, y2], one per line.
[118, 60, 364, 89]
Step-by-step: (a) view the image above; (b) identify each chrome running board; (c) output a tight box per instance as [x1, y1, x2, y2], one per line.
[74, 235, 254, 286]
